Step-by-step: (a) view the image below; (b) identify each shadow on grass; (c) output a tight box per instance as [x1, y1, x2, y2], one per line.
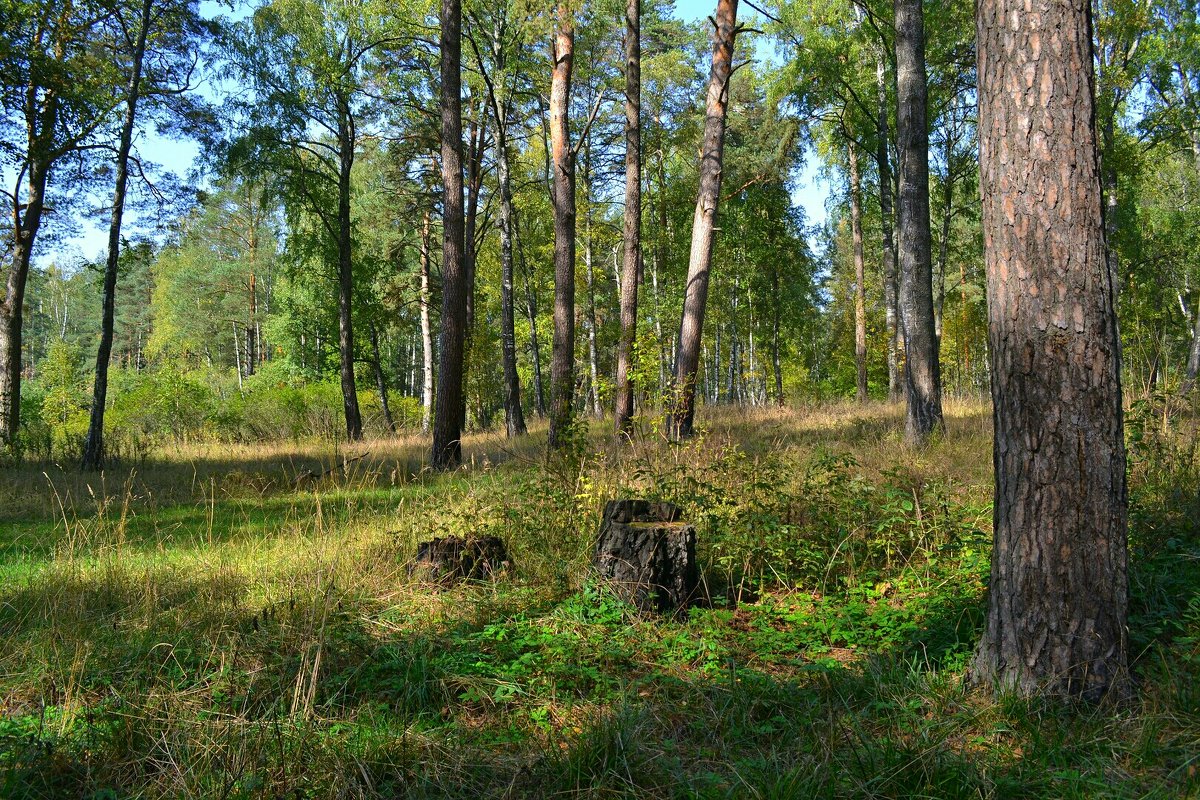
[3, 551, 1199, 799]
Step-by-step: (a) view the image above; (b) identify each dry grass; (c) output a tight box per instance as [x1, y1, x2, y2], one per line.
[1, 397, 1198, 799]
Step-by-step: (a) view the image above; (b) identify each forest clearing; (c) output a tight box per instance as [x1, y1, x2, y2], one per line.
[1, 400, 1199, 797]
[7, 0, 1200, 794]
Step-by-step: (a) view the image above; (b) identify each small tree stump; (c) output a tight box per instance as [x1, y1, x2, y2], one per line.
[593, 500, 698, 614]
[410, 535, 508, 582]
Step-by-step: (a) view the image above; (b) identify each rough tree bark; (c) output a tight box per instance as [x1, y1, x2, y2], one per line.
[894, 0, 944, 442]
[548, 5, 576, 449]
[669, 0, 739, 439]
[614, 0, 641, 435]
[432, 0, 467, 469]
[850, 142, 869, 404]
[82, 0, 152, 470]
[973, 0, 1129, 699]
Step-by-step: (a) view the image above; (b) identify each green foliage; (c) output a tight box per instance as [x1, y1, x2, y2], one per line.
[35, 340, 90, 458]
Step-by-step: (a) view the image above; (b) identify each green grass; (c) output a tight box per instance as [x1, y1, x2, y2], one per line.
[1, 399, 1199, 799]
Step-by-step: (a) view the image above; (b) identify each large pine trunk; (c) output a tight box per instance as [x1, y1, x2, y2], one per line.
[894, 0, 944, 442]
[614, 0, 641, 435]
[432, 0, 467, 469]
[548, 7, 576, 449]
[973, 0, 1129, 699]
[669, 0, 739, 439]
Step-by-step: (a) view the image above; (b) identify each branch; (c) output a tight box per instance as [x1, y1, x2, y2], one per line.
[571, 88, 607, 159]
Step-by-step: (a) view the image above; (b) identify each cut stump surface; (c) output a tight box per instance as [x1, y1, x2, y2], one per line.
[593, 499, 697, 614]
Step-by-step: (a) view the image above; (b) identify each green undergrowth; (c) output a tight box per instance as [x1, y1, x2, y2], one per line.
[1, 402, 1199, 798]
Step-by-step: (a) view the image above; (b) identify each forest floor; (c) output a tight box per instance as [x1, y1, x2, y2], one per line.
[1, 398, 1199, 799]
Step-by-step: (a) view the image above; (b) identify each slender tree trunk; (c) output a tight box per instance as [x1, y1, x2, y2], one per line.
[479, 19, 528, 437]
[233, 322, 243, 390]
[548, 6, 577, 449]
[433, 0, 467, 468]
[934, 121, 955, 348]
[82, 0, 151, 470]
[973, 0, 1128, 699]
[746, 288, 758, 404]
[873, 46, 902, 403]
[460, 102, 485, 433]
[247, 273, 258, 375]
[771, 263, 783, 405]
[653, 147, 668, 395]
[582, 142, 601, 418]
[516, 218, 547, 416]
[850, 143, 869, 404]
[614, 0, 641, 434]
[494, 113, 527, 437]
[336, 101, 364, 442]
[585, 226, 601, 417]
[419, 210, 435, 433]
[1185, 133, 1200, 393]
[1102, 114, 1120, 291]
[464, 104, 483, 335]
[1184, 291, 1200, 392]
[727, 323, 739, 403]
[371, 324, 396, 433]
[894, 0, 944, 442]
[713, 325, 722, 403]
[669, 0, 739, 439]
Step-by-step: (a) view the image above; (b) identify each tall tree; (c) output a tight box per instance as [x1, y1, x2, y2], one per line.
[875, 42, 902, 402]
[894, 0, 943, 442]
[82, 0, 208, 470]
[849, 141, 868, 404]
[225, 0, 401, 442]
[614, 0, 640, 435]
[547, 3, 576, 449]
[972, 0, 1129, 699]
[470, 3, 527, 437]
[432, 0, 467, 468]
[419, 208, 435, 433]
[0, 0, 118, 450]
[669, 0, 740, 439]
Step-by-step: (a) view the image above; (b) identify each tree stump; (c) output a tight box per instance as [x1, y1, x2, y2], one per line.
[410, 535, 508, 582]
[593, 500, 698, 614]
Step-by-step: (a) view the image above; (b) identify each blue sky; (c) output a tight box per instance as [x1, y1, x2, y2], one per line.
[54, 0, 828, 265]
